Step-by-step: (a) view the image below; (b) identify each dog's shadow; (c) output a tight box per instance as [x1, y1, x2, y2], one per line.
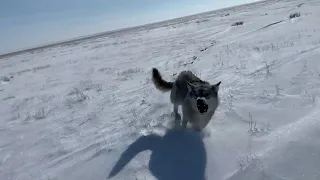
[108, 128, 207, 180]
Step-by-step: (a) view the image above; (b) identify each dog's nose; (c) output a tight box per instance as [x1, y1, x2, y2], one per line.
[197, 99, 206, 105]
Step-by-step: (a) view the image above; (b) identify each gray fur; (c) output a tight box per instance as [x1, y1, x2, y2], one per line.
[152, 68, 221, 132]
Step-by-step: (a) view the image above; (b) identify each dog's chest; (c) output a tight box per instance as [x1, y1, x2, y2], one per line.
[187, 110, 213, 123]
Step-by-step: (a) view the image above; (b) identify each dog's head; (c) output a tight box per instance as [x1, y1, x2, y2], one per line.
[186, 81, 221, 114]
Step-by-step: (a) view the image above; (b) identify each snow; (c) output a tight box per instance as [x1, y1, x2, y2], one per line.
[1, 0, 320, 179]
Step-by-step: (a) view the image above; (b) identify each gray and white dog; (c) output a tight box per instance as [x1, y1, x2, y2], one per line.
[151, 68, 221, 132]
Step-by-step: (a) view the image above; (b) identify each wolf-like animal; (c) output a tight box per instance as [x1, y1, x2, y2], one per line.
[151, 68, 221, 132]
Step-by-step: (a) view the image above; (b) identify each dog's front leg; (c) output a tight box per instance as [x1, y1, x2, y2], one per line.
[181, 115, 189, 129]
[181, 119, 188, 129]
[181, 106, 190, 129]
[172, 104, 181, 127]
[173, 105, 181, 120]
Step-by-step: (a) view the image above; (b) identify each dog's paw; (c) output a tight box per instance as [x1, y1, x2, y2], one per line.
[190, 125, 203, 132]
[174, 120, 181, 128]
[171, 112, 181, 121]
[175, 114, 181, 121]
[181, 121, 188, 130]
[193, 128, 202, 132]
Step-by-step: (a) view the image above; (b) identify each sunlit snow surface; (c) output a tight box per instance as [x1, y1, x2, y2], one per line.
[1, 0, 320, 179]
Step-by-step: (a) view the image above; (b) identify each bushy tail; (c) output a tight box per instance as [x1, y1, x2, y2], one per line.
[151, 68, 173, 92]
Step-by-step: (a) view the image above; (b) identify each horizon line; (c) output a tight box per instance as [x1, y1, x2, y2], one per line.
[0, 0, 267, 59]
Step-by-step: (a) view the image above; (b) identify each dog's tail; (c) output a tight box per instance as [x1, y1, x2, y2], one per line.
[151, 68, 173, 92]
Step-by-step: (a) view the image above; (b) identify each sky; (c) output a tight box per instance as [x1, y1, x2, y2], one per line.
[0, 0, 259, 54]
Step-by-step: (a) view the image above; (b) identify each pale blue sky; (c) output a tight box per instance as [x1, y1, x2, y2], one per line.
[0, 0, 258, 54]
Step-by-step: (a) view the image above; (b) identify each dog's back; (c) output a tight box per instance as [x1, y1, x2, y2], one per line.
[176, 70, 203, 84]
[151, 68, 207, 105]
[170, 71, 204, 105]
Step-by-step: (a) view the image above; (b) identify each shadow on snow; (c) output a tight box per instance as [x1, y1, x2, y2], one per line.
[108, 128, 207, 180]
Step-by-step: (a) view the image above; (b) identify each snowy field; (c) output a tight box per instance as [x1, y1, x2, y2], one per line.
[1, 0, 320, 179]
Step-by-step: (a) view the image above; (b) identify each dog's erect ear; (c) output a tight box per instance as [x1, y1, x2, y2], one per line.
[211, 81, 221, 92]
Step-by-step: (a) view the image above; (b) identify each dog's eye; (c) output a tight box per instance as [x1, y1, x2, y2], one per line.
[212, 91, 218, 97]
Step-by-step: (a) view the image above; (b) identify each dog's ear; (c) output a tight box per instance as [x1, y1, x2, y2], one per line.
[211, 81, 221, 92]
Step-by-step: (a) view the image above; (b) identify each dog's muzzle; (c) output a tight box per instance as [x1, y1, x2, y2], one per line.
[197, 98, 208, 113]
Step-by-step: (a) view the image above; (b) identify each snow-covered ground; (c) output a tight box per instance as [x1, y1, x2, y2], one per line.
[1, 0, 320, 179]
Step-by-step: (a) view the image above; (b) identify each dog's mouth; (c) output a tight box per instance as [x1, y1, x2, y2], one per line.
[196, 98, 208, 114]
[197, 104, 208, 114]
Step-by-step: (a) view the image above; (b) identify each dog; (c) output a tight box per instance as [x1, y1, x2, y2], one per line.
[151, 68, 221, 132]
